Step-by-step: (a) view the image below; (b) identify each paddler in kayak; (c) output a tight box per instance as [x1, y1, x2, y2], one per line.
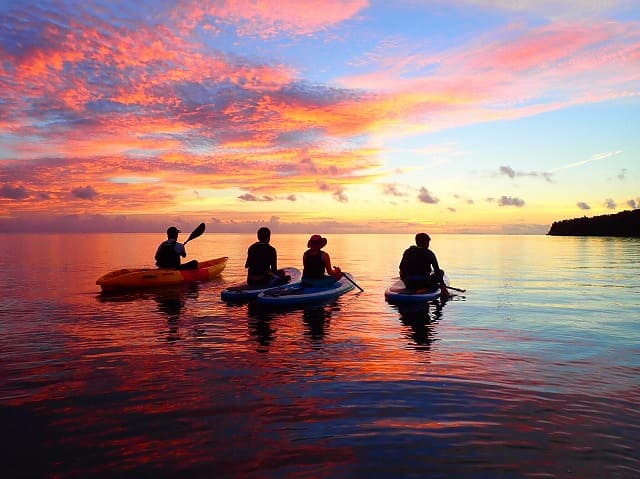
[154, 226, 198, 270]
[399, 233, 449, 299]
[301, 234, 343, 287]
[245, 227, 289, 286]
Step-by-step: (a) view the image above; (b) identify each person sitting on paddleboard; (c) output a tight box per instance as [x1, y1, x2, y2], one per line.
[302, 234, 343, 287]
[399, 233, 449, 298]
[245, 227, 288, 286]
[155, 226, 198, 270]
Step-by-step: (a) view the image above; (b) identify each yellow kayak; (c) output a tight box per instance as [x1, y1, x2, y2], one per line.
[96, 257, 228, 291]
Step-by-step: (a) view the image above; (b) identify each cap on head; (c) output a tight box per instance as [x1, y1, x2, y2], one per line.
[167, 226, 180, 238]
[307, 234, 328, 248]
[415, 232, 430, 246]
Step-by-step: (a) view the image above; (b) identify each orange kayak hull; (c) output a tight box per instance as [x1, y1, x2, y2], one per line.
[96, 257, 228, 291]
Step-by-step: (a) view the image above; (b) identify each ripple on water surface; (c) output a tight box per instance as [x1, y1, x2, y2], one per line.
[1, 233, 639, 478]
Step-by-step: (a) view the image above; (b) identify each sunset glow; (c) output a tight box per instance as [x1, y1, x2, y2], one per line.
[1, 0, 638, 233]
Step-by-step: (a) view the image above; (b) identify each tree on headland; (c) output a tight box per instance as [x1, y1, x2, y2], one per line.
[547, 209, 640, 237]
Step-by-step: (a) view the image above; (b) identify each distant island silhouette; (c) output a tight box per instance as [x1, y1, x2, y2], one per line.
[547, 209, 640, 237]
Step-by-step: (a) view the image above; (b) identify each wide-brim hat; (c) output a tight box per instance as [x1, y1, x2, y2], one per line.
[307, 234, 327, 248]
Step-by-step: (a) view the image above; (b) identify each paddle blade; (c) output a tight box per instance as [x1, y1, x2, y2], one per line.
[184, 222, 205, 244]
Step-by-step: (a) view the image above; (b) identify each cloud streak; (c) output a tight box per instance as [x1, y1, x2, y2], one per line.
[551, 150, 624, 172]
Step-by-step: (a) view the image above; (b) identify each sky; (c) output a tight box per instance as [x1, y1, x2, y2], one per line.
[0, 0, 638, 234]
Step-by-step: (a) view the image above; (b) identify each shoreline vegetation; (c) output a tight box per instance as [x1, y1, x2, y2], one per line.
[547, 209, 640, 237]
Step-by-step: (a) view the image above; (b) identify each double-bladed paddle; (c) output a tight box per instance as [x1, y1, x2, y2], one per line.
[183, 222, 206, 245]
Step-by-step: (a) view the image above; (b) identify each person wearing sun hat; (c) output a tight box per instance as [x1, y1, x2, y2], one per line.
[301, 234, 343, 286]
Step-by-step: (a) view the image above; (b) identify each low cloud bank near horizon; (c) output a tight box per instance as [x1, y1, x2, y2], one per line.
[0, 213, 550, 235]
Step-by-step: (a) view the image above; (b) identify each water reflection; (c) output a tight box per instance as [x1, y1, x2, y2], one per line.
[302, 306, 332, 342]
[244, 301, 335, 350]
[154, 288, 185, 342]
[97, 283, 201, 342]
[155, 284, 200, 342]
[154, 288, 185, 319]
[246, 304, 277, 352]
[395, 299, 445, 350]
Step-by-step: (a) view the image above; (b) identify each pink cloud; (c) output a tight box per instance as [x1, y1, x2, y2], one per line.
[477, 23, 609, 72]
[337, 20, 640, 132]
[174, 0, 369, 37]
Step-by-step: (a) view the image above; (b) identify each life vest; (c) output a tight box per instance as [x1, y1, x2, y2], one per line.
[155, 240, 180, 268]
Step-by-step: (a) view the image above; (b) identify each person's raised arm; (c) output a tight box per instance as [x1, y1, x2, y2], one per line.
[323, 252, 342, 279]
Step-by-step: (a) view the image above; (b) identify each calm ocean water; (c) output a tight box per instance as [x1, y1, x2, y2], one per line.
[1, 233, 638, 478]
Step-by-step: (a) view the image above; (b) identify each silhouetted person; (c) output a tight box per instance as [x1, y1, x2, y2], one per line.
[302, 234, 342, 287]
[399, 233, 449, 299]
[245, 227, 286, 285]
[155, 226, 198, 270]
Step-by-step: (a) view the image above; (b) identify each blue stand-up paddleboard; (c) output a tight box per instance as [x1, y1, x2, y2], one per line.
[221, 267, 301, 302]
[256, 273, 357, 307]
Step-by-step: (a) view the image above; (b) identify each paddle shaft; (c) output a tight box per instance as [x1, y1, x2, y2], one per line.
[446, 285, 466, 293]
[342, 273, 364, 292]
